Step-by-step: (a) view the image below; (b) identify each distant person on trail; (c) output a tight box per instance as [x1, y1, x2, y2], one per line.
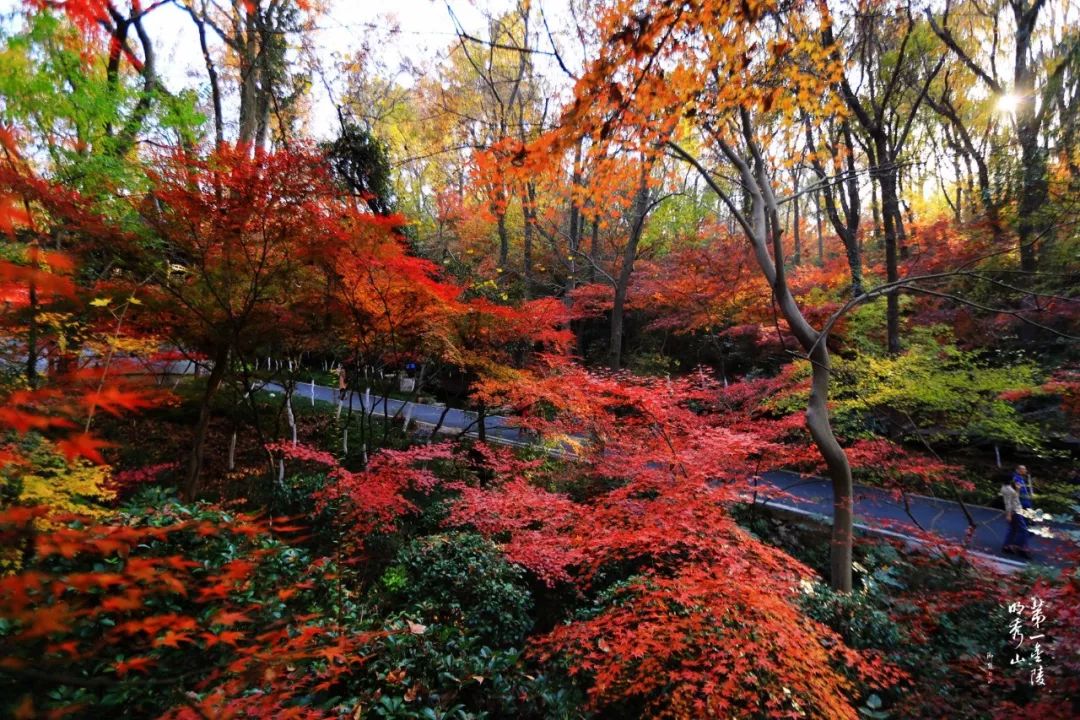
[1001, 478, 1031, 559]
[1012, 465, 1034, 509]
[336, 365, 347, 401]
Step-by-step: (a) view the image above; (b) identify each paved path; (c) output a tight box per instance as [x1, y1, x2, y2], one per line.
[152, 362, 532, 446]
[754, 471, 1076, 568]
[264, 379, 537, 448]
[168, 367, 1076, 571]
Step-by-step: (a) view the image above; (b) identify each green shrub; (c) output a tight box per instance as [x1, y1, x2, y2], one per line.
[798, 581, 902, 650]
[269, 470, 331, 516]
[366, 616, 584, 719]
[383, 533, 533, 648]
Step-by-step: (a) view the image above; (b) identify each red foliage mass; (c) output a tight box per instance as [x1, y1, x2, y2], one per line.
[0, 506, 385, 719]
[533, 563, 900, 720]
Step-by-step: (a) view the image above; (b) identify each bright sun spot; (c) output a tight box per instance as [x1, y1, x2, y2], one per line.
[996, 93, 1021, 114]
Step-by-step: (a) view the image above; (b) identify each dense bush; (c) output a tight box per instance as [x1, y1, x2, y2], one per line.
[382, 533, 533, 648]
[798, 580, 903, 650]
[365, 615, 584, 719]
[0, 487, 379, 718]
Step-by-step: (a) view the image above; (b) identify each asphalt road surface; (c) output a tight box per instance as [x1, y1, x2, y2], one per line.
[754, 470, 1075, 568]
[179, 368, 1075, 571]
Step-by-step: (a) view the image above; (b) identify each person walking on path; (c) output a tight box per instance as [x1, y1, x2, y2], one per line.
[1001, 478, 1031, 559]
[1012, 465, 1034, 509]
[336, 364, 348, 402]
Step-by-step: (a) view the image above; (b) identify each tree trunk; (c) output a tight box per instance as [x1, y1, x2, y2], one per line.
[670, 134, 854, 592]
[496, 209, 509, 271]
[807, 342, 853, 592]
[1013, 2, 1047, 271]
[183, 346, 230, 500]
[609, 166, 650, 370]
[188, 6, 224, 148]
[26, 279, 38, 389]
[237, 6, 259, 148]
[870, 172, 881, 241]
[791, 168, 801, 266]
[228, 428, 237, 471]
[759, 195, 853, 593]
[589, 217, 600, 282]
[1016, 129, 1045, 271]
[609, 283, 628, 370]
[522, 186, 535, 298]
[285, 388, 297, 445]
[804, 121, 862, 294]
[813, 191, 824, 264]
[566, 142, 584, 297]
[876, 139, 902, 354]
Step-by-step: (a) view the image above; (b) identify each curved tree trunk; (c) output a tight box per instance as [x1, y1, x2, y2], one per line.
[805, 344, 853, 591]
[671, 131, 854, 592]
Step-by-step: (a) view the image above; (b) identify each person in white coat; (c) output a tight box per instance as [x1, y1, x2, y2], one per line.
[1001, 479, 1031, 559]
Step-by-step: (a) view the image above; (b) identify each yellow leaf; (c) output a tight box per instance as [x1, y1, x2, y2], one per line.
[90, 297, 111, 307]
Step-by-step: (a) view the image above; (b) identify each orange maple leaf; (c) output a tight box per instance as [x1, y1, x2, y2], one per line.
[217, 630, 244, 647]
[82, 387, 154, 416]
[56, 433, 111, 464]
[21, 603, 71, 639]
[114, 656, 154, 677]
[211, 610, 252, 627]
[155, 630, 194, 648]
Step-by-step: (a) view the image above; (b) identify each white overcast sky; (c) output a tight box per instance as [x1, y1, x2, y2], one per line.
[145, 0, 512, 84]
[149, 0, 524, 137]
[0, 0, 568, 139]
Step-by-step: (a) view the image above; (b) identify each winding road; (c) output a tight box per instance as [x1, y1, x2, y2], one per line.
[178, 366, 1076, 572]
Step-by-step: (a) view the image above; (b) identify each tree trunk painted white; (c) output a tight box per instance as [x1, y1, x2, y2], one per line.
[285, 391, 297, 446]
[228, 430, 237, 471]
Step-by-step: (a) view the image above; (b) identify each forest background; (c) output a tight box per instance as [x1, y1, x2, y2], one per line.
[0, 0, 1078, 717]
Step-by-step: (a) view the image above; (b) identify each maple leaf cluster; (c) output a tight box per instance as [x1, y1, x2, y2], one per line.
[272, 440, 458, 551]
[310, 362, 905, 717]
[0, 500, 385, 718]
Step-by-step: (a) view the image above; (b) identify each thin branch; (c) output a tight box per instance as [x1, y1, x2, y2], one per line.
[666, 141, 754, 242]
[539, 2, 576, 80]
[925, 8, 1004, 94]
